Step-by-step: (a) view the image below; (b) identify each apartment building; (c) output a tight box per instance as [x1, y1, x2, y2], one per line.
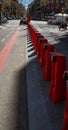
[28, 0, 67, 19]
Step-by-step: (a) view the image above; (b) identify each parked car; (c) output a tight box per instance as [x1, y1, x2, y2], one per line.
[1, 16, 7, 23]
[48, 16, 57, 25]
[59, 22, 67, 30]
[19, 17, 27, 25]
[7, 17, 12, 20]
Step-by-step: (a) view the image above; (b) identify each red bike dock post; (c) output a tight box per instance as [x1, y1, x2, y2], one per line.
[27, 16, 30, 23]
[43, 44, 54, 80]
[50, 52, 66, 103]
[39, 38, 48, 67]
[36, 35, 44, 58]
[37, 38, 47, 60]
[62, 71, 68, 130]
[34, 32, 41, 52]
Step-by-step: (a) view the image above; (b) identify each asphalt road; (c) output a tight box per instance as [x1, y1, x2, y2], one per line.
[0, 20, 28, 130]
[0, 20, 20, 50]
[31, 21, 68, 44]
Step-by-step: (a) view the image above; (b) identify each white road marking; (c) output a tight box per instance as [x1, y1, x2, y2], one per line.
[6, 35, 9, 37]
[2, 39, 5, 42]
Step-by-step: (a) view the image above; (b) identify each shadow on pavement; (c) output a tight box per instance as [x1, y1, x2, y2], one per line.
[17, 67, 29, 130]
[28, 46, 35, 52]
[16, 57, 65, 130]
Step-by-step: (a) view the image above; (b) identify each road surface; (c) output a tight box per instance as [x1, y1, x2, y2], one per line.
[0, 20, 28, 130]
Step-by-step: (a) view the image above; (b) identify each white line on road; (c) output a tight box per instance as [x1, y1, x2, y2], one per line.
[2, 39, 5, 42]
[6, 35, 9, 37]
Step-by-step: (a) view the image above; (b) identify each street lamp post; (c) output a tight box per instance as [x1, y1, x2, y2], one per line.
[61, 8, 64, 23]
[0, 1, 2, 25]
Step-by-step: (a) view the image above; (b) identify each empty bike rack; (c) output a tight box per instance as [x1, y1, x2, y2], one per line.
[50, 52, 66, 103]
[62, 71, 68, 130]
[43, 44, 54, 80]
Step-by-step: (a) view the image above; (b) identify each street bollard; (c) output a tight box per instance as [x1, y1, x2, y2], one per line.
[62, 71, 68, 130]
[29, 25, 38, 47]
[43, 44, 54, 80]
[50, 52, 66, 103]
[37, 36, 44, 59]
[34, 32, 41, 51]
[39, 38, 48, 67]
[30, 26, 35, 44]
[36, 35, 44, 58]
[27, 16, 30, 23]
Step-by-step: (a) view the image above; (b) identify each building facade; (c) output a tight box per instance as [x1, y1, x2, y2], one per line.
[28, 0, 67, 19]
[1, 0, 25, 19]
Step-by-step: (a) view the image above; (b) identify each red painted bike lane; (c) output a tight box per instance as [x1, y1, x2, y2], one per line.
[0, 28, 20, 71]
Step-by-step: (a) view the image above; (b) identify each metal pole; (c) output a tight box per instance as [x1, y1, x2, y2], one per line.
[0, 11, 1, 25]
[62, 13, 63, 23]
[0, 1, 2, 25]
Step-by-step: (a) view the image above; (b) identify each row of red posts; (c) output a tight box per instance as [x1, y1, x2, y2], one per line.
[27, 17, 68, 130]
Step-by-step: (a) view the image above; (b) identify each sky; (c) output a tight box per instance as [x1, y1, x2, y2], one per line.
[19, 0, 33, 8]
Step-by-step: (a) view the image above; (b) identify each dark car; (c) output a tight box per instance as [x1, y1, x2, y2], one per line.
[59, 22, 67, 30]
[1, 16, 7, 23]
[7, 17, 12, 20]
[19, 17, 27, 25]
